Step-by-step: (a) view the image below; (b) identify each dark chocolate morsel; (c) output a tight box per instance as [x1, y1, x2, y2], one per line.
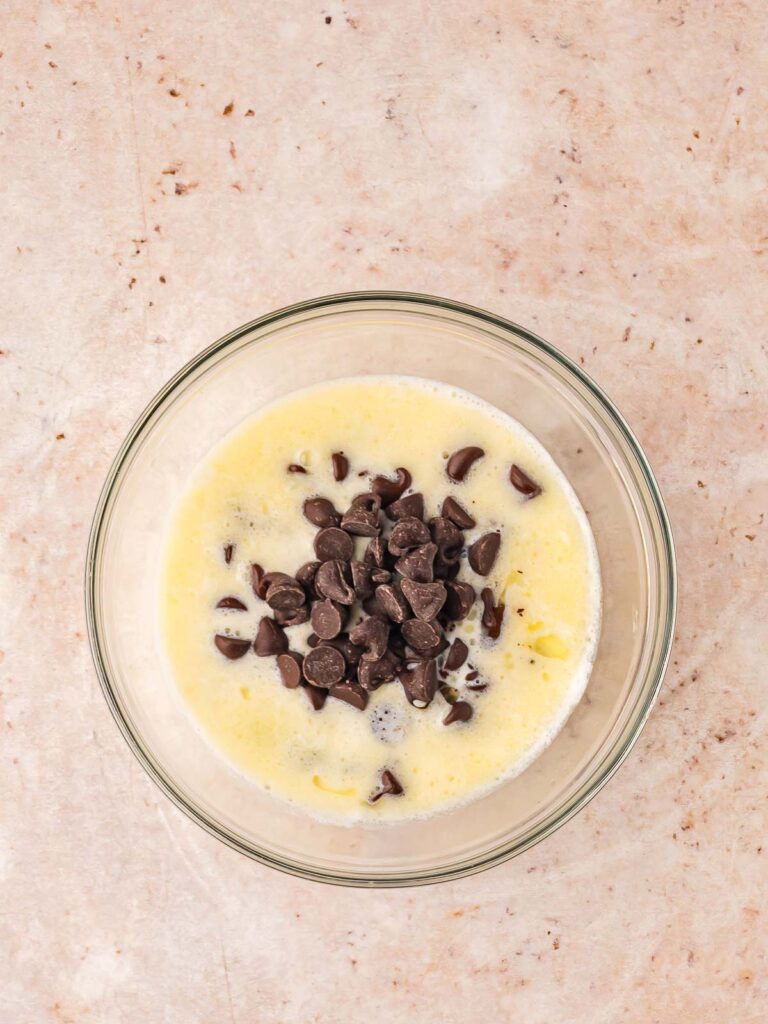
[314, 560, 355, 605]
[310, 599, 347, 640]
[302, 683, 328, 710]
[481, 587, 505, 639]
[429, 516, 463, 560]
[319, 633, 365, 669]
[395, 542, 437, 583]
[444, 637, 469, 672]
[358, 649, 400, 690]
[350, 560, 374, 598]
[329, 680, 369, 710]
[223, 543, 235, 564]
[441, 496, 476, 529]
[401, 579, 447, 621]
[375, 583, 410, 624]
[385, 492, 424, 522]
[468, 531, 501, 576]
[314, 526, 354, 562]
[276, 651, 304, 688]
[287, 463, 307, 474]
[332, 451, 349, 481]
[303, 496, 341, 528]
[388, 516, 431, 556]
[295, 560, 321, 598]
[258, 571, 294, 601]
[371, 467, 412, 506]
[216, 596, 247, 611]
[265, 577, 306, 612]
[443, 700, 473, 725]
[340, 506, 381, 537]
[307, 633, 320, 648]
[368, 768, 403, 802]
[444, 580, 476, 621]
[253, 617, 289, 656]
[214, 634, 251, 660]
[363, 536, 389, 568]
[350, 492, 382, 512]
[401, 619, 444, 656]
[303, 645, 346, 688]
[371, 568, 391, 585]
[274, 604, 310, 627]
[446, 446, 485, 482]
[250, 563, 265, 598]
[400, 658, 438, 707]
[509, 464, 542, 499]
[350, 615, 390, 662]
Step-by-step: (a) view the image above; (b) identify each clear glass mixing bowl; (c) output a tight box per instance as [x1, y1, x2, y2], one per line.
[86, 292, 676, 886]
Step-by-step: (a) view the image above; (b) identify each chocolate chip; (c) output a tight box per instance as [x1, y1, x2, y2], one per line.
[314, 526, 354, 562]
[402, 619, 444, 656]
[434, 552, 461, 581]
[302, 683, 327, 710]
[253, 617, 289, 656]
[385, 492, 424, 522]
[303, 496, 340, 528]
[358, 649, 400, 690]
[443, 700, 473, 725]
[444, 580, 476, 621]
[363, 536, 388, 568]
[400, 658, 438, 707]
[266, 577, 306, 612]
[371, 467, 411, 506]
[430, 516, 463, 560]
[509, 464, 542, 499]
[395, 543, 437, 583]
[467, 681, 487, 691]
[465, 669, 479, 681]
[350, 560, 374, 598]
[223, 543, 235, 564]
[368, 768, 403, 802]
[214, 634, 251, 660]
[331, 451, 349, 481]
[350, 492, 381, 512]
[444, 637, 468, 671]
[481, 587, 505, 639]
[350, 615, 390, 662]
[250, 562, 265, 598]
[401, 579, 447, 621]
[216, 596, 247, 610]
[388, 517, 431, 556]
[340, 506, 381, 537]
[310, 599, 347, 640]
[287, 463, 307, 474]
[468, 532, 501, 576]
[314, 560, 355, 605]
[446, 446, 484, 482]
[329, 680, 369, 710]
[295, 560, 321, 598]
[276, 651, 304, 688]
[307, 633, 320, 648]
[275, 604, 310, 627]
[371, 568, 391, 585]
[375, 583, 410, 623]
[441, 496, 476, 529]
[320, 633, 364, 668]
[303, 645, 346, 687]
[258, 571, 294, 601]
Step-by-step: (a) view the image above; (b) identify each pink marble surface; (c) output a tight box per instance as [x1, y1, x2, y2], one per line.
[2, 1, 766, 1020]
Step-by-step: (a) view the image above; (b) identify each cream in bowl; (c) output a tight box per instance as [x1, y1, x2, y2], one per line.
[162, 375, 600, 822]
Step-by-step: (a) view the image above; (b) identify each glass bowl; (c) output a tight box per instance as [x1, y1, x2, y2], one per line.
[86, 291, 676, 887]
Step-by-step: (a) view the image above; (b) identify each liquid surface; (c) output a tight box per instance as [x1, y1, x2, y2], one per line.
[161, 376, 600, 822]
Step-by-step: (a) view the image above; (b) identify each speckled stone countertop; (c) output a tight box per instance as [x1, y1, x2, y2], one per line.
[2, 2, 766, 1021]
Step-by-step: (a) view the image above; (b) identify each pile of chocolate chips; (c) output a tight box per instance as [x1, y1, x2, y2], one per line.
[214, 449, 542, 798]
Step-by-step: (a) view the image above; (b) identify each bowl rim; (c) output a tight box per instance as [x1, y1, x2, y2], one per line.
[85, 289, 677, 887]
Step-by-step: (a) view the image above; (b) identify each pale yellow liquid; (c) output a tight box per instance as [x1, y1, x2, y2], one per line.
[162, 377, 600, 822]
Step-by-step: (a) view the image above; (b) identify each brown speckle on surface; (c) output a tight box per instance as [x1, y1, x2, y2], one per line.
[222, 100, 234, 115]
